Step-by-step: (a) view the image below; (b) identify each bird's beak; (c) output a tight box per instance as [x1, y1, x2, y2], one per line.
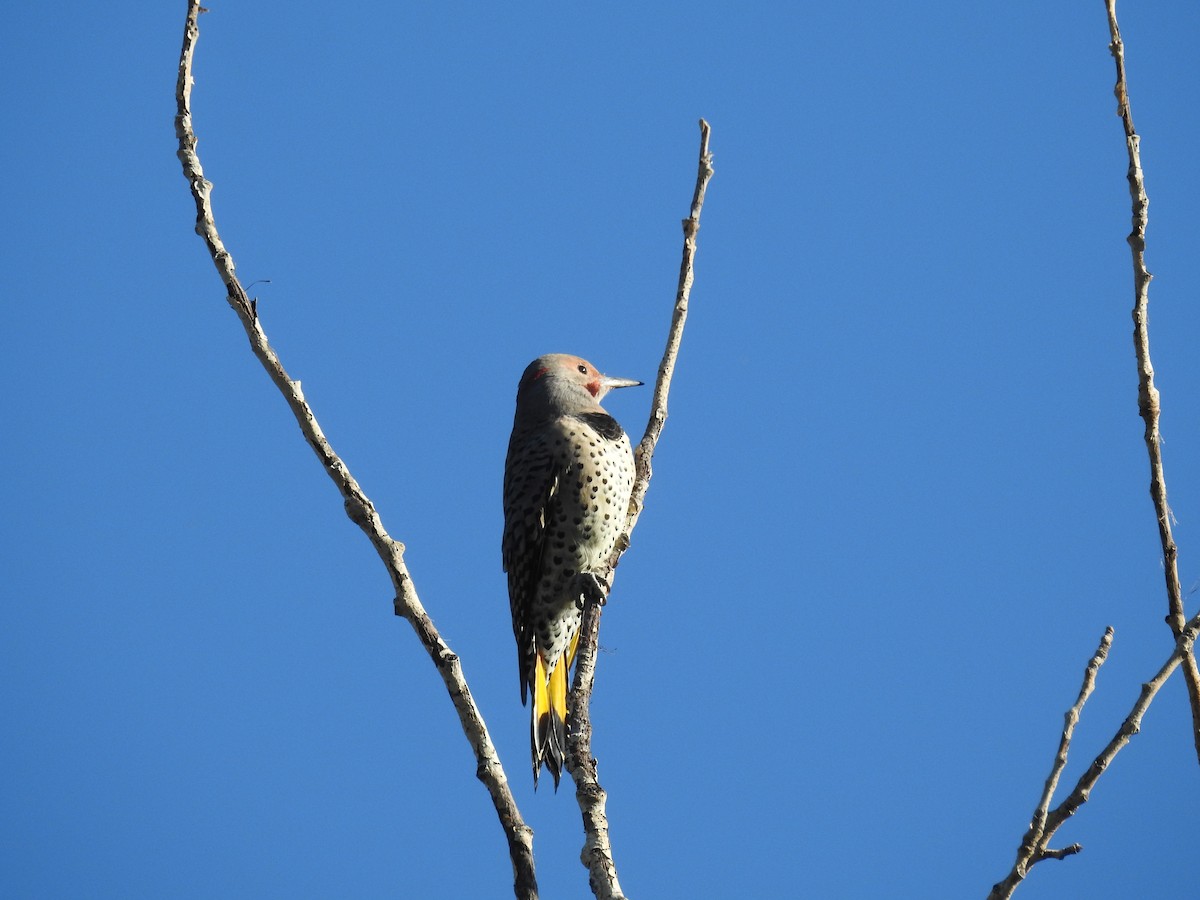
[601, 375, 643, 391]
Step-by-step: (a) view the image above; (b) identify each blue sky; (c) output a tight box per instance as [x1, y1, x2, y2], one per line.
[3, 2, 1199, 897]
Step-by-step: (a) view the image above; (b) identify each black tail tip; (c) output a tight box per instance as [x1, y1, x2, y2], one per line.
[532, 712, 567, 790]
[532, 748, 565, 791]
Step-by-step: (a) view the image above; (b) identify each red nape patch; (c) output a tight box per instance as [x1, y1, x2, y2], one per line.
[523, 366, 550, 386]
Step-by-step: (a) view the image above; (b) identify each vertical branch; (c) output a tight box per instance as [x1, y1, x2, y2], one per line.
[566, 119, 715, 900]
[628, 119, 716, 535]
[1104, 0, 1200, 762]
[568, 599, 624, 900]
[174, 4, 538, 897]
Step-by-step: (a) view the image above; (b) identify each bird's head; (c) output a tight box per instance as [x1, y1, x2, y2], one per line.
[515, 353, 642, 418]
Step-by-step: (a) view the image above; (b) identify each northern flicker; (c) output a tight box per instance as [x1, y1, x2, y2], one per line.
[502, 353, 641, 788]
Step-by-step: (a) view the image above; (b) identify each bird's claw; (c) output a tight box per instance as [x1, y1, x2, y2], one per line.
[574, 572, 611, 610]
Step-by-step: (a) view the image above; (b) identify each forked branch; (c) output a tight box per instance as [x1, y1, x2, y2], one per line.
[989, 615, 1199, 899]
[989, 9, 1200, 893]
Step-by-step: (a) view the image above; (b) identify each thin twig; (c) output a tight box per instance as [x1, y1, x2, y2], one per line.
[989, 613, 1200, 899]
[1031, 628, 1114, 842]
[173, 5, 537, 897]
[1104, 0, 1200, 763]
[628, 118, 715, 536]
[565, 119, 715, 900]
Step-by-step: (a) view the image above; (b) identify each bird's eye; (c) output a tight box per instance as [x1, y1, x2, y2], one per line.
[578, 364, 588, 374]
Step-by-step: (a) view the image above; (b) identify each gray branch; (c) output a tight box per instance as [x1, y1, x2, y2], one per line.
[173, 4, 537, 897]
[1105, 0, 1200, 761]
[565, 120, 715, 900]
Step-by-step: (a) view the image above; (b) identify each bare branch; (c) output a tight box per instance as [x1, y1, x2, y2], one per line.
[988, 12, 1200, 893]
[1032, 628, 1114, 841]
[1104, 0, 1200, 762]
[1037, 844, 1083, 863]
[629, 119, 715, 536]
[988, 612, 1200, 899]
[1048, 611, 1198, 833]
[988, 628, 1113, 899]
[173, 4, 537, 897]
[568, 599, 624, 900]
[565, 119, 715, 899]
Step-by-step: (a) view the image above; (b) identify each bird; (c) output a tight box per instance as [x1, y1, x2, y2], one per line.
[502, 353, 641, 788]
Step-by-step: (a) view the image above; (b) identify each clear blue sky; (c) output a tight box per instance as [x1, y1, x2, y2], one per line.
[3, 2, 1198, 897]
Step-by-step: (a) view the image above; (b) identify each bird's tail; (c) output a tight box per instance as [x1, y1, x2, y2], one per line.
[531, 631, 580, 789]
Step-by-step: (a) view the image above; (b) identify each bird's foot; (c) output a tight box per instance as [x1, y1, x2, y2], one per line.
[574, 572, 611, 610]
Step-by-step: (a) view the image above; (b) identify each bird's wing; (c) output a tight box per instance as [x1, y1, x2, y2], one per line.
[502, 426, 569, 704]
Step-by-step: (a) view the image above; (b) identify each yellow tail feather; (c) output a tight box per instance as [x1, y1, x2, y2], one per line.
[531, 630, 581, 789]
